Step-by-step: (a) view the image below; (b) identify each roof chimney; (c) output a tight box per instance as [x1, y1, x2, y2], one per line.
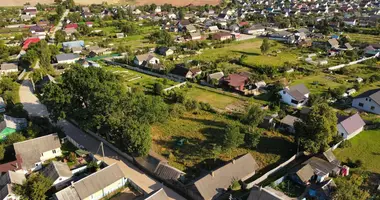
[211, 171, 215, 177]
[232, 159, 236, 164]
[71, 181, 74, 187]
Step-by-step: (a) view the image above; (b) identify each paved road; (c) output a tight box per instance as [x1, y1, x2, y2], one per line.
[19, 79, 49, 118]
[19, 78, 186, 200]
[50, 9, 69, 39]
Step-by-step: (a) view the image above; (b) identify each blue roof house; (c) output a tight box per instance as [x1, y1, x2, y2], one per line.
[62, 40, 85, 49]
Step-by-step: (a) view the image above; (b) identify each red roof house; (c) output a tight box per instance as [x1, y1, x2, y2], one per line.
[223, 73, 250, 91]
[22, 37, 40, 50]
[65, 23, 78, 29]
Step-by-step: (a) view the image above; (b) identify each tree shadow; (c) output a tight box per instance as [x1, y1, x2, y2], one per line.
[232, 50, 261, 56]
[255, 136, 297, 157]
[179, 116, 228, 128]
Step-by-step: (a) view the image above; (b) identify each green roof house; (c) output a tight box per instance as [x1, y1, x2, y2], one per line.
[0, 115, 27, 141]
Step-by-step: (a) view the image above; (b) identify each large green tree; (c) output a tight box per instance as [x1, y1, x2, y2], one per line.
[13, 173, 53, 200]
[332, 172, 370, 200]
[223, 123, 245, 150]
[294, 103, 337, 153]
[260, 38, 270, 55]
[241, 104, 266, 127]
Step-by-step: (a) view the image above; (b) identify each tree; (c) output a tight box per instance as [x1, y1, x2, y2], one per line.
[260, 38, 270, 55]
[241, 104, 266, 127]
[148, 30, 173, 46]
[223, 123, 244, 150]
[294, 103, 337, 153]
[78, 24, 91, 36]
[13, 173, 53, 200]
[153, 82, 164, 95]
[0, 144, 4, 160]
[332, 173, 370, 200]
[54, 30, 66, 44]
[178, 9, 184, 20]
[5, 133, 26, 146]
[244, 128, 261, 149]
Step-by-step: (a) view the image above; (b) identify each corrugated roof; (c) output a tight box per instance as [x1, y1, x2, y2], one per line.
[338, 113, 365, 135]
[42, 161, 72, 182]
[144, 188, 169, 200]
[13, 133, 61, 170]
[56, 53, 80, 62]
[0, 63, 18, 71]
[296, 164, 314, 183]
[280, 115, 301, 127]
[286, 84, 310, 101]
[247, 186, 293, 200]
[193, 153, 259, 200]
[73, 164, 125, 199]
[54, 185, 81, 200]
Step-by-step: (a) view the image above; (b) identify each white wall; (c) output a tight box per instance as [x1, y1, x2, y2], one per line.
[57, 58, 79, 64]
[40, 148, 62, 162]
[352, 97, 380, 114]
[279, 90, 306, 108]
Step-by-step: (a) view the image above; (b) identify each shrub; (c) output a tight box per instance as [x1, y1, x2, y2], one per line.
[230, 180, 241, 191]
[199, 102, 214, 112]
[184, 99, 198, 111]
[340, 140, 352, 148]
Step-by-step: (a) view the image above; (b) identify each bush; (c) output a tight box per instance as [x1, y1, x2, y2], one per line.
[199, 102, 214, 112]
[340, 140, 352, 148]
[184, 99, 198, 111]
[230, 180, 241, 191]
[169, 103, 185, 118]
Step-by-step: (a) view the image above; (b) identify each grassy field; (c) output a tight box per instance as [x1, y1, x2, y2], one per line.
[187, 38, 301, 67]
[346, 33, 380, 44]
[334, 130, 380, 173]
[185, 87, 246, 111]
[151, 111, 296, 178]
[290, 74, 349, 94]
[103, 66, 176, 90]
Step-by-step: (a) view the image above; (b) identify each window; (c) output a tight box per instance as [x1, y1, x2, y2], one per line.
[371, 106, 375, 110]
[369, 99, 372, 102]
[35, 163, 39, 167]
[41, 153, 44, 156]
[283, 91, 286, 94]
[341, 133, 344, 136]
[52, 150, 56, 154]
[291, 99, 299, 104]
[358, 103, 364, 107]
[365, 98, 368, 101]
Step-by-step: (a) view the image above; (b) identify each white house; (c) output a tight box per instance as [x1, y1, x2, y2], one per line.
[134, 54, 160, 66]
[13, 133, 62, 173]
[337, 113, 365, 140]
[56, 53, 80, 64]
[279, 84, 310, 108]
[54, 164, 127, 200]
[42, 161, 73, 189]
[0, 63, 18, 75]
[352, 89, 380, 114]
[0, 171, 26, 200]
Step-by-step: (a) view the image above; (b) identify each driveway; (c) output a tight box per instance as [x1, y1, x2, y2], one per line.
[19, 78, 186, 200]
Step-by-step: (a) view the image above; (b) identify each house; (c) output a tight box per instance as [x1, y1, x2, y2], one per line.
[23, 6, 37, 17]
[291, 164, 315, 185]
[143, 188, 169, 200]
[64, 28, 77, 37]
[188, 154, 259, 200]
[170, 65, 202, 79]
[134, 54, 160, 66]
[116, 33, 125, 38]
[13, 133, 62, 173]
[157, 47, 174, 56]
[135, 151, 185, 182]
[0, 63, 18, 75]
[223, 73, 250, 92]
[343, 18, 357, 26]
[327, 38, 339, 49]
[176, 19, 191, 30]
[0, 115, 28, 141]
[0, 171, 26, 200]
[22, 37, 40, 50]
[207, 72, 224, 84]
[247, 185, 294, 200]
[268, 31, 295, 44]
[85, 22, 93, 28]
[62, 41, 85, 50]
[42, 161, 72, 189]
[352, 89, 380, 114]
[208, 26, 220, 33]
[212, 32, 232, 41]
[87, 46, 111, 56]
[279, 84, 310, 107]
[337, 113, 365, 140]
[54, 164, 127, 200]
[185, 25, 197, 33]
[280, 115, 301, 133]
[189, 32, 202, 41]
[243, 24, 266, 36]
[29, 26, 46, 39]
[56, 53, 80, 64]
[71, 47, 83, 54]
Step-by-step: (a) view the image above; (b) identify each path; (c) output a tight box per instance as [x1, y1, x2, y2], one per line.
[18, 77, 186, 200]
[50, 9, 69, 39]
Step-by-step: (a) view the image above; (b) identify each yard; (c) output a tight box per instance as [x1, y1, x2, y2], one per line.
[289, 74, 349, 94]
[334, 130, 380, 173]
[186, 38, 301, 67]
[151, 111, 296, 179]
[185, 86, 246, 111]
[103, 66, 177, 91]
[345, 33, 380, 44]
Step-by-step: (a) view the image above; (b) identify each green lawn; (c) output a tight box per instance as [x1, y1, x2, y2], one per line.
[185, 87, 245, 111]
[290, 74, 349, 94]
[334, 130, 380, 173]
[151, 111, 296, 178]
[186, 39, 301, 67]
[346, 33, 380, 44]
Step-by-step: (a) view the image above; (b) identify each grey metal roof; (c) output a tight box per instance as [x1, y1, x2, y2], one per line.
[247, 186, 293, 200]
[0, 63, 18, 71]
[303, 157, 340, 175]
[56, 53, 80, 62]
[73, 164, 124, 199]
[338, 113, 365, 135]
[42, 161, 72, 182]
[0, 171, 26, 200]
[280, 115, 301, 127]
[287, 84, 310, 101]
[13, 133, 61, 170]
[144, 188, 169, 200]
[54, 185, 81, 200]
[208, 72, 224, 81]
[193, 153, 259, 200]
[296, 164, 314, 183]
[354, 89, 380, 105]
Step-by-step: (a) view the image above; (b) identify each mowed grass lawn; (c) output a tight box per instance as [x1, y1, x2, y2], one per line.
[334, 130, 380, 173]
[346, 33, 380, 44]
[151, 111, 296, 177]
[290, 74, 349, 94]
[185, 87, 245, 111]
[188, 38, 300, 67]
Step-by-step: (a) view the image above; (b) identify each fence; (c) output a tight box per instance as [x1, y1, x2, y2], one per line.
[244, 152, 303, 189]
[17, 69, 26, 81]
[328, 53, 379, 70]
[163, 82, 187, 92]
[71, 165, 88, 174]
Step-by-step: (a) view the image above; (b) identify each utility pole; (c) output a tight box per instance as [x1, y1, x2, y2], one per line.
[96, 142, 105, 162]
